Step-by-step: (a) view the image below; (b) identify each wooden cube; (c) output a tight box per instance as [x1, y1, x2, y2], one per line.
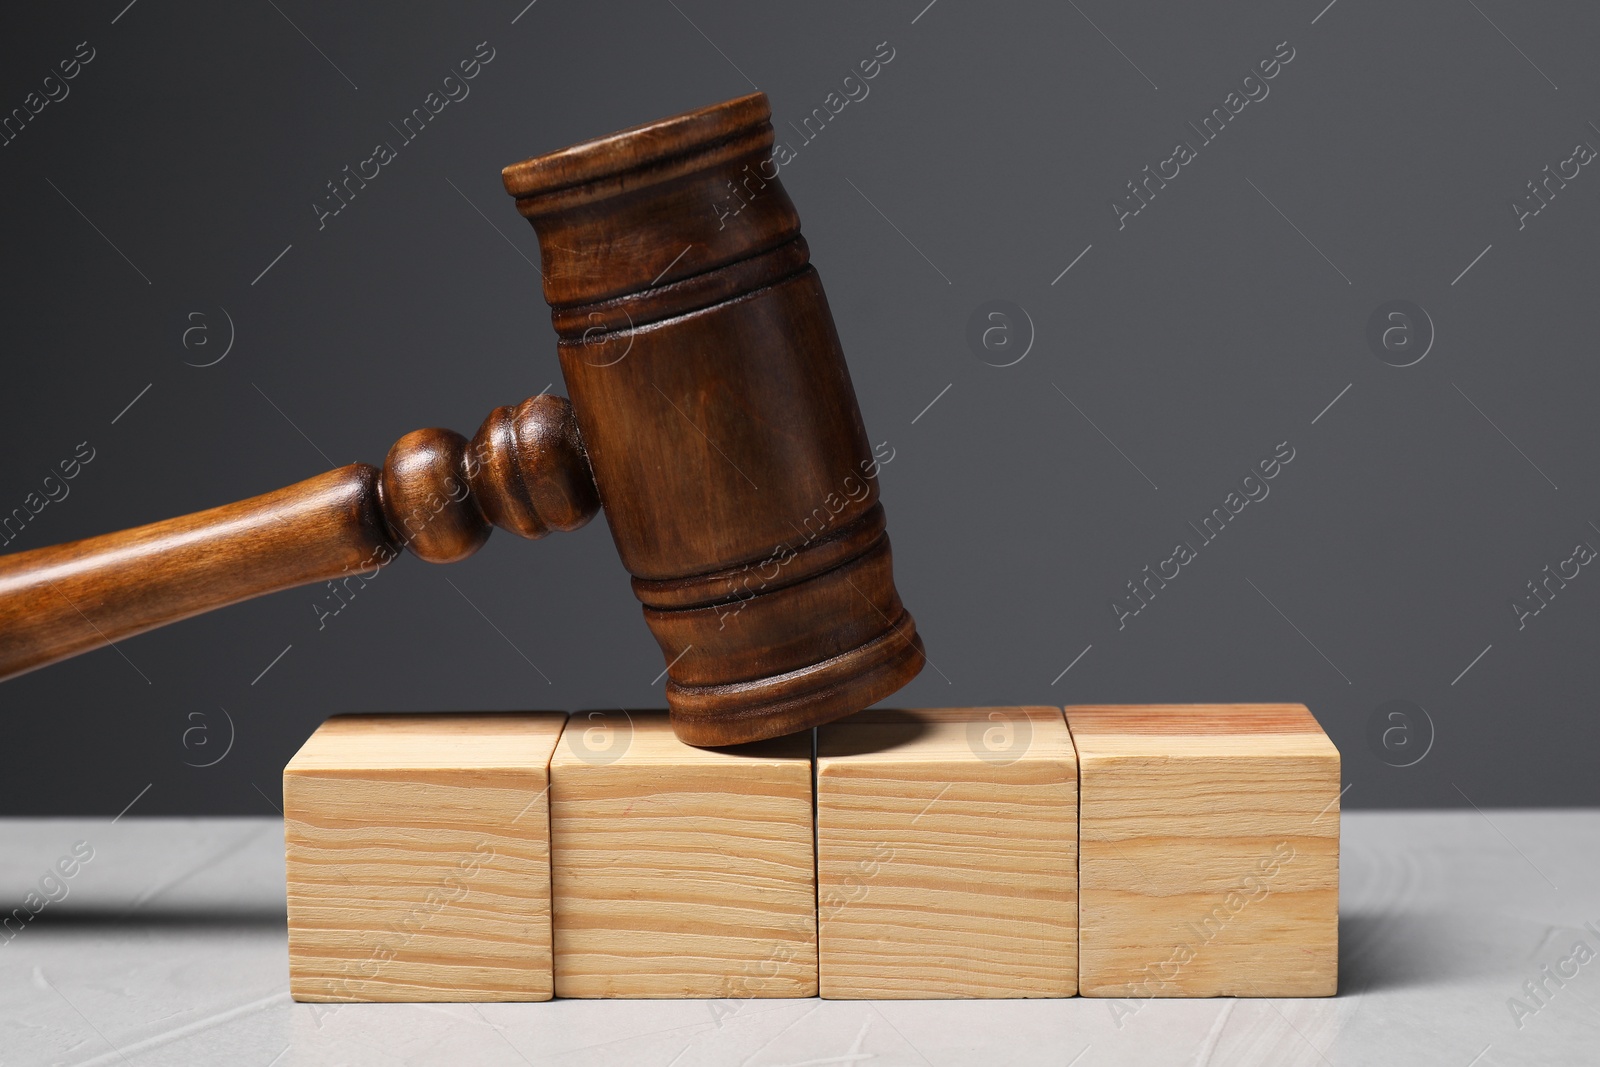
[816, 707, 1078, 998]
[549, 711, 816, 997]
[1066, 704, 1340, 998]
[283, 713, 565, 1002]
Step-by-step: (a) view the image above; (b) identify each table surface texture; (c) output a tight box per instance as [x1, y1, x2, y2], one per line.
[0, 810, 1594, 1066]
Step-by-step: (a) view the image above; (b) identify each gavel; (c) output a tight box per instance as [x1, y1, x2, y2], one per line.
[0, 92, 925, 746]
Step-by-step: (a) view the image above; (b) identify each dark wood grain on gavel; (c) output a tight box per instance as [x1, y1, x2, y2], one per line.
[501, 91, 923, 744]
[0, 91, 923, 745]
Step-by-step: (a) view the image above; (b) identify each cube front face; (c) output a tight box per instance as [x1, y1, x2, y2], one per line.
[279, 705, 1338, 1003]
[283, 714, 565, 1003]
[1066, 704, 1340, 999]
[549, 712, 817, 998]
[816, 707, 1079, 999]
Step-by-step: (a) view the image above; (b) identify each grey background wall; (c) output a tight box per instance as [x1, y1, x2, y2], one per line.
[3, 0, 1597, 814]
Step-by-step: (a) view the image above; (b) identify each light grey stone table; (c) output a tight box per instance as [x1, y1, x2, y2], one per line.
[1, 811, 1596, 1066]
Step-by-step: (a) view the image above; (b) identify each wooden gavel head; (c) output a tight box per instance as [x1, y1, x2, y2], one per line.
[0, 93, 922, 748]
[501, 92, 924, 745]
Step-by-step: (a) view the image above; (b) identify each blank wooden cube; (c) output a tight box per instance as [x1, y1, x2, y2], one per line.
[1066, 704, 1339, 998]
[283, 713, 565, 1002]
[816, 707, 1078, 998]
[549, 711, 816, 997]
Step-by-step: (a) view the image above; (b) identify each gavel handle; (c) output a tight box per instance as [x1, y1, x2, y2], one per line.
[0, 394, 597, 683]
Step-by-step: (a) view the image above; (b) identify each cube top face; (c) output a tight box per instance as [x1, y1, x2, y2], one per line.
[816, 708, 1078, 999]
[1065, 703, 1337, 762]
[549, 710, 809, 769]
[285, 713, 568, 774]
[818, 706, 1076, 770]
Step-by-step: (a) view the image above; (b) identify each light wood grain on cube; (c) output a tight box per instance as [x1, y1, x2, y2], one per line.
[816, 707, 1078, 998]
[550, 711, 816, 998]
[1066, 704, 1339, 998]
[284, 713, 565, 1002]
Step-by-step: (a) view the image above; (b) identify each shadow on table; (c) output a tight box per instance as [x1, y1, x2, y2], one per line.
[1340, 909, 1523, 993]
[31, 904, 286, 931]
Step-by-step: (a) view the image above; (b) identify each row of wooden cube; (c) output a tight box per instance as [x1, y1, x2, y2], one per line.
[283, 705, 1339, 1002]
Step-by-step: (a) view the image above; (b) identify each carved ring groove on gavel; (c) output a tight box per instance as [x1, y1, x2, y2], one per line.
[0, 92, 925, 746]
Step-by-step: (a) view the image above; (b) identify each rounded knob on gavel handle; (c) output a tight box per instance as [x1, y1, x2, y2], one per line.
[0, 394, 598, 683]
